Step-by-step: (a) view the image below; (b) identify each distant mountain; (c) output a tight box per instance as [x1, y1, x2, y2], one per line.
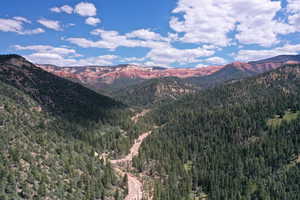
[188, 55, 300, 88]
[37, 54, 300, 93]
[249, 55, 300, 64]
[38, 64, 222, 93]
[113, 77, 198, 106]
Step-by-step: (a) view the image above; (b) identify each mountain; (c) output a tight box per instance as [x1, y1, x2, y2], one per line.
[188, 55, 300, 88]
[38, 55, 300, 93]
[0, 54, 124, 122]
[0, 55, 132, 199]
[38, 64, 222, 93]
[113, 77, 198, 106]
[249, 54, 300, 65]
[137, 64, 300, 200]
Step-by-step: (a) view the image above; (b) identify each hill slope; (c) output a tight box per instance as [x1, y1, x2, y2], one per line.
[0, 55, 132, 199]
[0, 54, 124, 123]
[114, 77, 198, 107]
[136, 64, 300, 200]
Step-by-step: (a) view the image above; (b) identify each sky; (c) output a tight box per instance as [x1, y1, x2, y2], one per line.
[1, 0, 300, 68]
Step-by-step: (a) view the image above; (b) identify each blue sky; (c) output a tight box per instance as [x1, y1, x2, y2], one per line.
[1, 0, 300, 67]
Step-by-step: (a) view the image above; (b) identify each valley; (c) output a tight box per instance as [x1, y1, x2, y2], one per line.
[1, 55, 300, 200]
[2, 1, 300, 199]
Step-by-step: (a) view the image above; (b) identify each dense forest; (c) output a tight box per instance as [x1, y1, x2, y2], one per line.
[0, 55, 140, 199]
[114, 77, 197, 107]
[135, 64, 300, 200]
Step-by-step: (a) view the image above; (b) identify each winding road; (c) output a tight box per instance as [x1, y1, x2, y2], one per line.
[110, 110, 153, 200]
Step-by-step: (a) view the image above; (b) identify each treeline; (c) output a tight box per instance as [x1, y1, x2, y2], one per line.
[135, 65, 300, 200]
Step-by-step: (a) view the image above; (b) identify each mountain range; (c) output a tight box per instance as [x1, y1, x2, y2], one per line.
[38, 55, 300, 93]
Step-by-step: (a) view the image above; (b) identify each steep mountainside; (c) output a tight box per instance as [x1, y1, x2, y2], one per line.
[136, 64, 300, 200]
[0, 55, 125, 123]
[114, 77, 198, 107]
[0, 55, 133, 199]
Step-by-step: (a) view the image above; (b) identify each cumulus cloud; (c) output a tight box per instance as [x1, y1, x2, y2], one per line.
[50, 5, 73, 14]
[126, 29, 163, 41]
[37, 19, 62, 31]
[170, 0, 295, 47]
[85, 17, 101, 26]
[74, 2, 97, 17]
[66, 27, 216, 66]
[14, 45, 78, 55]
[25, 53, 118, 66]
[67, 29, 170, 51]
[236, 43, 300, 61]
[287, 0, 300, 13]
[0, 17, 44, 35]
[204, 57, 227, 65]
[14, 44, 118, 66]
[146, 46, 215, 65]
[13, 16, 31, 23]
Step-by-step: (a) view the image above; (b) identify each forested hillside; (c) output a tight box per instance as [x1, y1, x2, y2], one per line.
[0, 55, 134, 199]
[114, 77, 198, 107]
[136, 64, 300, 200]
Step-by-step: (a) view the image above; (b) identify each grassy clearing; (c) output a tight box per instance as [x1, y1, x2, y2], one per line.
[267, 110, 299, 129]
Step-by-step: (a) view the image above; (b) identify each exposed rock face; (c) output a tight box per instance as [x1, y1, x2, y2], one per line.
[38, 64, 223, 87]
[37, 55, 300, 91]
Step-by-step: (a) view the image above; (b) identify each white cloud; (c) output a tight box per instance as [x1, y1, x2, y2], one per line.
[0, 18, 24, 32]
[19, 28, 45, 35]
[74, 2, 97, 17]
[25, 53, 118, 66]
[126, 29, 163, 41]
[14, 45, 78, 66]
[85, 17, 101, 26]
[236, 43, 300, 61]
[287, 0, 300, 13]
[0, 18, 44, 35]
[289, 13, 300, 28]
[60, 5, 73, 14]
[204, 57, 227, 65]
[67, 29, 170, 50]
[13, 16, 31, 23]
[14, 44, 118, 66]
[50, 7, 61, 13]
[66, 28, 216, 67]
[121, 57, 145, 62]
[170, 0, 295, 47]
[14, 45, 77, 55]
[50, 5, 73, 14]
[38, 19, 62, 31]
[146, 46, 215, 65]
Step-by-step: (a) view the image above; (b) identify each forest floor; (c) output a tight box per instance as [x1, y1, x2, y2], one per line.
[110, 109, 154, 200]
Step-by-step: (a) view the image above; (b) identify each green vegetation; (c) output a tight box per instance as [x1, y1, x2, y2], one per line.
[0, 55, 137, 199]
[136, 64, 300, 200]
[114, 77, 197, 107]
[2, 54, 300, 200]
[267, 110, 300, 128]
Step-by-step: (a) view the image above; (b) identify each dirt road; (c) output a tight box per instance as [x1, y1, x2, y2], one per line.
[110, 110, 153, 200]
[124, 173, 143, 200]
[110, 131, 152, 165]
[131, 109, 150, 123]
